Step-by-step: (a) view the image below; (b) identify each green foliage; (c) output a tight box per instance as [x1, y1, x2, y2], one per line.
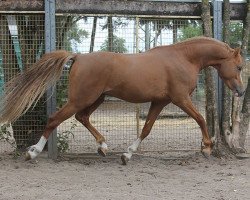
[178, 23, 203, 41]
[56, 19, 88, 107]
[178, 21, 244, 47]
[0, 124, 15, 148]
[0, 124, 21, 158]
[57, 121, 77, 153]
[195, 86, 205, 101]
[64, 23, 89, 52]
[101, 17, 129, 31]
[100, 35, 128, 53]
[56, 69, 71, 108]
[228, 22, 243, 47]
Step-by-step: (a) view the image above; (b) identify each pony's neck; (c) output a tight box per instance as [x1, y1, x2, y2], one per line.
[177, 39, 232, 70]
[198, 46, 227, 68]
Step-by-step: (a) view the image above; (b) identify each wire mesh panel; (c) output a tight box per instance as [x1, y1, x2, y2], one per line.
[0, 13, 249, 155]
[0, 14, 46, 153]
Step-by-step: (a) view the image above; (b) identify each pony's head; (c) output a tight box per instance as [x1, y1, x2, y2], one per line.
[217, 47, 245, 97]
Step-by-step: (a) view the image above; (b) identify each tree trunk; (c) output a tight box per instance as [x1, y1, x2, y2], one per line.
[201, 0, 219, 135]
[172, 21, 178, 44]
[241, 2, 250, 58]
[238, 1, 250, 150]
[145, 22, 150, 50]
[201, 0, 221, 153]
[89, 16, 97, 53]
[222, 0, 233, 146]
[107, 16, 113, 52]
[230, 1, 250, 152]
[56, 16, 74, 49]
[238, 78, 250, 149]
[153, 21, 162, 47]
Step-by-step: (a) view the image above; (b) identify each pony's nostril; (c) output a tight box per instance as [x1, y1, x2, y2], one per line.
[236, 89, 245, 97]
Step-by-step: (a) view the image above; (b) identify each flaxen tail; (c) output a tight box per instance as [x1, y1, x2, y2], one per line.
[0, 50, 75, 124]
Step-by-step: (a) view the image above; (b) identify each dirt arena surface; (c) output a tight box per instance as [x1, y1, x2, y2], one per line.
[0, 151, 249, 200]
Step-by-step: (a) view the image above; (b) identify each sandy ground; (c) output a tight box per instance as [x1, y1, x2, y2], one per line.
[0, 151, 250, 200]
[57, 101, 250, 154]
[0, 100, 249, 200]
[1, 100, 249, 155]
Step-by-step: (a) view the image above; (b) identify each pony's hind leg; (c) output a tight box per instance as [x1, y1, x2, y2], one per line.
[25, 102, 78, 160]
[75, 95, 108, 156]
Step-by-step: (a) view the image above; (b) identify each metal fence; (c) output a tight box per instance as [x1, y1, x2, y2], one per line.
[0, 14, 47, 153]
[0, 13, 249, 155]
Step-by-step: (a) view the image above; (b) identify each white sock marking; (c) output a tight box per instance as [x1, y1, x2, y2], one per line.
[128, 138, 141, 153]
[100, 142, 108, 150]
[123, 138, 142, 160]
[27, 136, 47, 159]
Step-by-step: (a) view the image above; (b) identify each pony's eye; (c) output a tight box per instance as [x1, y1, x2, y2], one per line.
[237, 66, 242, 71]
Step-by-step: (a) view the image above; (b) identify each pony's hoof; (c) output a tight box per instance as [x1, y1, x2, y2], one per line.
[201, 147, 212, 158]
[97, 147, 107, 157]
[121, 154, 129, 165]
[25, 152, 31, 161]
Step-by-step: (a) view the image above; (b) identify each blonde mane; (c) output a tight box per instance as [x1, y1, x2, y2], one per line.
[176, 36, 231, 50]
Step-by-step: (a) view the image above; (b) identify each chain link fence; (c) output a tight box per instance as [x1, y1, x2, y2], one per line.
[0, 14, 249, 154]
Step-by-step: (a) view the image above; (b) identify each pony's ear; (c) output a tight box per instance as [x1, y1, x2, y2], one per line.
[233, 47, 241, 56]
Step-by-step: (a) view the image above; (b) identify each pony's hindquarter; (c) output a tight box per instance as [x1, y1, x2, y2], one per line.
[0, 50, 74, 124]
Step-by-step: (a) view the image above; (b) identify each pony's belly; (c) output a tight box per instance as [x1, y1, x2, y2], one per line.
[105, 89, 169, 103]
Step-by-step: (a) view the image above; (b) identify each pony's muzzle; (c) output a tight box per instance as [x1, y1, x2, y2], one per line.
[238, 89, 245, 97]
[234, 87, 245, 97]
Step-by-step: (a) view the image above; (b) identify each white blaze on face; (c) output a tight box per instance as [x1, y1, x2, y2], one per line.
[240, 73, 243, 84]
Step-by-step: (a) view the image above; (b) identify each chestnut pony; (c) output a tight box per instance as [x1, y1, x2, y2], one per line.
[0, 37, 244, 164]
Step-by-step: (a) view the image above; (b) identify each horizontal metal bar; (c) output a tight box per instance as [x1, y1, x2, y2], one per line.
[138, 0, 247, 2]
[0, 11, 45, 14]
[1, 12, 243, 22]
[55, 13, 202, 19]
[0, 0, 247, 20]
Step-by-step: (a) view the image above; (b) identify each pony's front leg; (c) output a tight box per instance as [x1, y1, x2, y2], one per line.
[121, 138, 142, 164]
[121, 101, 168, 165]
[173, 97, 213, 157]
